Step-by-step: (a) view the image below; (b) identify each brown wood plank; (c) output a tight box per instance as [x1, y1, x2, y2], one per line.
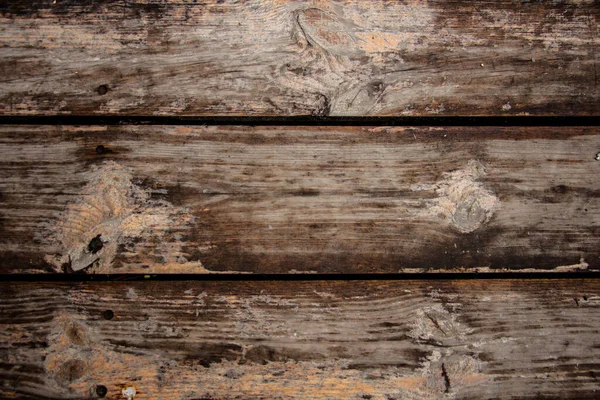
[1, 279, 600, 399]
[1, 0, 599, 116]
[0, 125, 598, 274]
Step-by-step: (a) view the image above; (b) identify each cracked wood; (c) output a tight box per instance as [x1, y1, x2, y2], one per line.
[1, 279, 600, 399]
[0, 125, 598, 274]
[1, 0, 599, 116]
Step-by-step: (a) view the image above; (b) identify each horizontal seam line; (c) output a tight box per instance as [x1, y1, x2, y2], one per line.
[0, 116, 599, 126]
[0, 272, 598, 282]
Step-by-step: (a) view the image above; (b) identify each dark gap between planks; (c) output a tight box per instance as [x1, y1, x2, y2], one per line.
[0, 115, 599, 126]
[1, 272, 599, 282]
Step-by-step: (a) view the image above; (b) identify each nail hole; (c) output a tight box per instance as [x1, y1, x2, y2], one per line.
[97, 85, 109, 95]
[96, 385, 108, 397]
[102, 310, 114, 320]
[583, 296, 588, 301]
[96, 145, 107, 155]
[88, 234, 103, 254]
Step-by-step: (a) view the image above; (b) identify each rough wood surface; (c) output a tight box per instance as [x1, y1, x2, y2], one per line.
[1, 0, 599, 116]
[1, 279, 600, 399]
[1, 125, 599, 274]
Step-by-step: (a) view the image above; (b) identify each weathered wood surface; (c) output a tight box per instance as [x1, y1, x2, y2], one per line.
[1, 125, 599, 274]
[1, 279, 600, 399]
[1, 0, 599, 116]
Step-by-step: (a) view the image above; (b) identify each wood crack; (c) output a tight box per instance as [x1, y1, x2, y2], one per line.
[441, 362, 451, 393]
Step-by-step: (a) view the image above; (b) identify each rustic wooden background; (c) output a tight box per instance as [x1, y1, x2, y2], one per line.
[1, 0, 599, 399]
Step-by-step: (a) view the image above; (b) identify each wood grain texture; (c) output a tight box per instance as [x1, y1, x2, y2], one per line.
[1, 279, 600, 399]
[0, 125, 599, 274]
[1, 0, 599, 116]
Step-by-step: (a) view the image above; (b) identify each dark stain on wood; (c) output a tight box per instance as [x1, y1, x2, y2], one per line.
[1, 0, 166, 19]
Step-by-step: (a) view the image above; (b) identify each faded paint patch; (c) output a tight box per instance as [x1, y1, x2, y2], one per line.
[399, 258, 590, 273]
[278, 3, 434, 116]
[122, 386, 136, 400]
[413, 160, 500, 233]
[423, 354, 486, 395]
[409, 305, 472, 343]
[44, 314, 93, 387]
[295, 8, 363, 58]
[44, 161, 206, 273]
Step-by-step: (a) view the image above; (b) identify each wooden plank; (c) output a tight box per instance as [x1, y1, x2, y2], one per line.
[1, 279, 600, 399]
[1, 0, 599, 117]
[1, 125, 599, 274]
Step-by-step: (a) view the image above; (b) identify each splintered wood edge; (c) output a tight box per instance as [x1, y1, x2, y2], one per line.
[1, 279, 599, 399]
